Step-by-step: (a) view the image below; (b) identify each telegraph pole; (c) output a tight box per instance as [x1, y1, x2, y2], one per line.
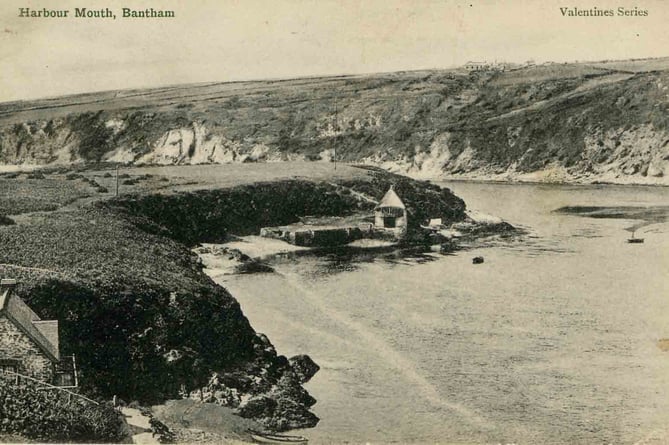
[115, 165, 119, 197]
[333, 96, 337, 171]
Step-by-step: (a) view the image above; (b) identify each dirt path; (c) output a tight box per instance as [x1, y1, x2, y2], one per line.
[0, 263, 60, 274]
[327, 181, 378, 204]
[121, 407, 160, 445]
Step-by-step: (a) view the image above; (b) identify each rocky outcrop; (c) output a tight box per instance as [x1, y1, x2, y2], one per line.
[0, 116, 289, 166]
[100, 171, 467, 246]
[191, 334, 319, 431]
[289, 355, 320, 384]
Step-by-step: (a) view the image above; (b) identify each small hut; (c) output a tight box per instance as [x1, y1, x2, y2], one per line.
[374, 185, 407, 236]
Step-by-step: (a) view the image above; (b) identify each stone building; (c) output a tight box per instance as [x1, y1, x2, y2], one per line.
[374, 185, 407, 237]
[464, 61, 507, 72]
[0, 279, 60, 383]
[464, 61, 490, 71]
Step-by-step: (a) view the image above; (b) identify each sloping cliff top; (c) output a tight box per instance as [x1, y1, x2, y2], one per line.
[3, 57, 669, 184]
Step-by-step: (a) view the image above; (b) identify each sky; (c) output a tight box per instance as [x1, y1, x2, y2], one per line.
[1, 0, 668, 102]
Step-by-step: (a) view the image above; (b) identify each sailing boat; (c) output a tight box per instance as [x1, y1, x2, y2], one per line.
[627, 229, 644, 244]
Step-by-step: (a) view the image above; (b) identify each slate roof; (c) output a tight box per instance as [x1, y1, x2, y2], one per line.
[0, 279, 59, 362]
[376, 186, 406, 210]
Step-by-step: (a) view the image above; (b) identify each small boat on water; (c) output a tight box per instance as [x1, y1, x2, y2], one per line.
[627, 230, 644, 244]
[248, 430, 308, 444]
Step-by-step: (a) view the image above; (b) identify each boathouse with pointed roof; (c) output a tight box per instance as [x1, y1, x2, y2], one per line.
[0, 278, 61, 383]
[374, 185, 408, 236]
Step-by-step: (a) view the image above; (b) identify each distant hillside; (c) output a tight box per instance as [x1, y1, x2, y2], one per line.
[2, 57, 669, 184]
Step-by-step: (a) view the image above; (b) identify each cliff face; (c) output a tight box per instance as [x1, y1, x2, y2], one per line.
[2, 59, 669, 183]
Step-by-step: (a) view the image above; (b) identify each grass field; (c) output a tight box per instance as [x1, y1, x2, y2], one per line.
[0, 162, 372, 217]
[98, 162, 370, 192]
[0, 175, 97, 215]
[489, 63, 611, 85]
[587, 57, 669, 72]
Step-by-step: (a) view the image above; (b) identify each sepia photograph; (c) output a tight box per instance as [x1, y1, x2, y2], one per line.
[1, 0, 669, 443]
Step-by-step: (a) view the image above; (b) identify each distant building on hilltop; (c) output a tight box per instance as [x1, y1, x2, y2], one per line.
[0, 278, 75, 386]
[463, 61, 508, 72]
[374, 185, 407, 237]
[464, 61, 490, 71]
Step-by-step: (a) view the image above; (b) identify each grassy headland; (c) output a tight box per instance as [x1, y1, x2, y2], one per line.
[0, 162, 466, 433]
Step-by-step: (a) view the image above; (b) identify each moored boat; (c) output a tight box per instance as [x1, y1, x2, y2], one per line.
[627, 230, 644, 243]
[248, 430, 308, 444]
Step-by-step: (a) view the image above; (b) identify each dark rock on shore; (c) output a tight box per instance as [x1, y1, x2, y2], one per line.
[195, 244, 275, 274]
[191, 333, 319, 431]
[440, 238, 458, 253]
[453, 220, 520, 239]
[289, 355, 320, 384]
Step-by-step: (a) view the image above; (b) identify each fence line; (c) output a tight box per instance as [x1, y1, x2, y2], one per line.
[0, 370, 99, 405]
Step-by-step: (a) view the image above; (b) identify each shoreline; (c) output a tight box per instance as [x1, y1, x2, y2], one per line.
[197, 181, 669, 444]
[6, 160, 669, 189]
[436, 175, 669, 188]
[1, 160, 664, 443]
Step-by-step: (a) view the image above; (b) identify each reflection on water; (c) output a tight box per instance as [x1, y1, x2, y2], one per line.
[208, 181, 669, 444]
[269, 244, 442, 278]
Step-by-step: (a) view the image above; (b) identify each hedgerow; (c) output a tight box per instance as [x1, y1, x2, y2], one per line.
[0, 380, 127, 443]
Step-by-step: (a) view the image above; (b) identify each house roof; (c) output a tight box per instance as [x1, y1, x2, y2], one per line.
[0, 279, 59, 362]
[376, 186, 405, 210]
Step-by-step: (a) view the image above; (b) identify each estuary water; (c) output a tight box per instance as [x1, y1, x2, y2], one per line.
[207, 181, 669, 444]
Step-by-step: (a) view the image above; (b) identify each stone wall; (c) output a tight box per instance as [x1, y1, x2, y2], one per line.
[261, 225, 372, 247]
[0, 316, 54, 383]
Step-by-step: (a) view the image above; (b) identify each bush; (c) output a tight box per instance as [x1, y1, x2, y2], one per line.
[0, 215, 14, 226]
[0, 380, 127, 443]
[26, 172, 45, 180]
[82, 177, 102, 188]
